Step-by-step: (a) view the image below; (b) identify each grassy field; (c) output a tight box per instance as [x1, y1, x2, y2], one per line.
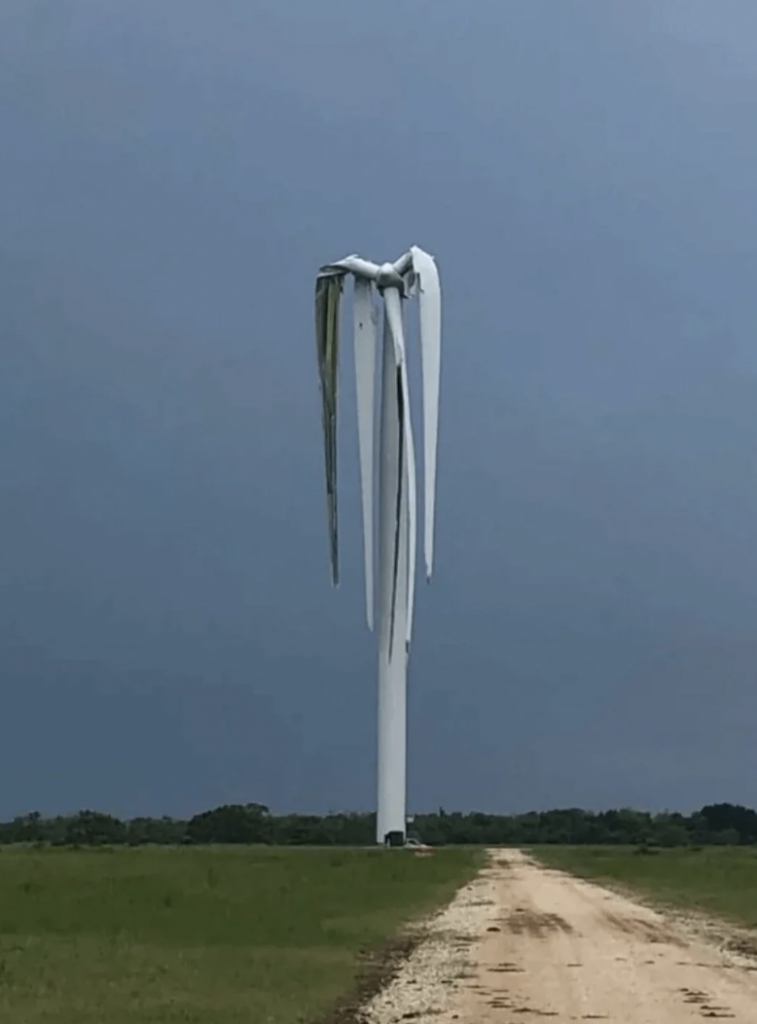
[532, 845, 757, 928]
[0, 844, 481, 1024]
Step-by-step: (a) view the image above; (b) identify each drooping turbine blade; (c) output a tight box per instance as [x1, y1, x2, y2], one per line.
[410, 246, 441, 582]
[390, 365, 404, 659]
[315, 272, 344, 585]
[353, 278, 378, 630]
[401, 360, 417, 652]
[320, 255, 381, 280]
[382, 284, 407, 370]
[392, 250, 413, 277]
[384, 287, 418, 655]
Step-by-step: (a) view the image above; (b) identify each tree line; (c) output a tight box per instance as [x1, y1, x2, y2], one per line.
[1, 802, 756, 847]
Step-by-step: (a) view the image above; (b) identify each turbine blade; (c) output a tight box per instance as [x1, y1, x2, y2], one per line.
[383, 291, 417, 657]
[320, 255, 381, 280]
[401, 361, 417, 653]
[382, 286, 406, 369]
[389, 364, 404, 660]
[353, 278, 378, 630]
[410, 246, 441, 581]
[315, 272, 344, 585]
[392, 250, 413, 277]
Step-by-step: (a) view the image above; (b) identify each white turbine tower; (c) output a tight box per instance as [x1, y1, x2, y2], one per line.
[315, 246, 441, 845]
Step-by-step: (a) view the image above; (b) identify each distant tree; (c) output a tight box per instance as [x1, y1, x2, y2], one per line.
[710, 827, 742, 846]
[187, 803, 271, 845]
[654, 821, 690, 848]
[65, 810, 126, 846]
[699, 804, 757, 844]
[7, 812, 44, 843]
[126, 816, 188, 846]
[0, 800, 756, 848]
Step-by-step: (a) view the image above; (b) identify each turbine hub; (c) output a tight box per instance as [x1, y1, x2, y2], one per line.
[376, 262, 405, 292]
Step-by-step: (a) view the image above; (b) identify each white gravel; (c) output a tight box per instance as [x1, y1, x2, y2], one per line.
[360, 866, 499, 1023]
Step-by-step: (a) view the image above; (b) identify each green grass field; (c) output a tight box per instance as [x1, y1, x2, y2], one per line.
[0, 844, 480, 1024]
[532, 845, 757, 928]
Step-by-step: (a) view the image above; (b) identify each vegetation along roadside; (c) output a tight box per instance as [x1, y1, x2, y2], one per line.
[0, 844, 481, 1024]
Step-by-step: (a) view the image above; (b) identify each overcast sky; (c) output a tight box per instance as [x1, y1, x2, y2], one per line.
[2, 0, 757, 819]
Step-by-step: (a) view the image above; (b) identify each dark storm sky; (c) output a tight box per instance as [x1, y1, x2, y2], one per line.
[3, 0, 757, 818]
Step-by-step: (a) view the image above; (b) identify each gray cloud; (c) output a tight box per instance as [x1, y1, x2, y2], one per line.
[2, 0, 757, 817]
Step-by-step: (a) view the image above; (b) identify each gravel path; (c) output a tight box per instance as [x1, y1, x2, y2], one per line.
[362, 849, 757, 1023]
[361, 862, 500, 1023]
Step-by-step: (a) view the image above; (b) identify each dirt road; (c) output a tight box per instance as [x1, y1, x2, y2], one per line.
[455, 849, 757, 1021]
[365, 849, 757, 1023]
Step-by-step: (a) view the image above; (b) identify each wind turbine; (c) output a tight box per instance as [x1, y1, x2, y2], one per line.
[315, 246, 441, 845]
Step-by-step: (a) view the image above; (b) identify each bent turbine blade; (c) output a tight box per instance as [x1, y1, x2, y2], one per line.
[382, 284, 406, 370]
[400, 360, 417, 653]
[410, 246, 441, 582]
[353, 278, 378, 630]
[389, 364, 404, 659]
[321, 255, 381, 280]
[315, 272, 344, 585]
[384, 288, 417, 655]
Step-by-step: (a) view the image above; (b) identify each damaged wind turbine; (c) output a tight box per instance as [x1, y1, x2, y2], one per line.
[315, 246, 441, 845]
